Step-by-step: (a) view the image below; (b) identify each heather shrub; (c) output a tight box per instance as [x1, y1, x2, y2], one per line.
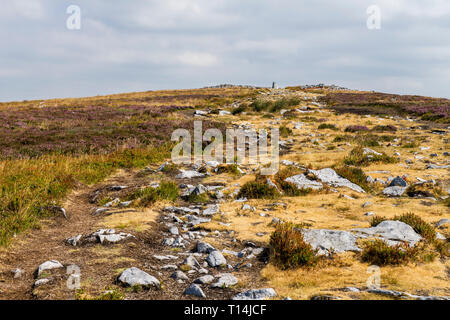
[372, 125, 397, 132]
[345, 125, 369, 133]
[344, 146, 397, 166]
[360, 239, 419, 266]
[270, 223, 319, 269]
[318, 123, 338, 130]
[237, 181, 280, 200]
[279, 125, 293, 137]
[334, 166, 372, 192]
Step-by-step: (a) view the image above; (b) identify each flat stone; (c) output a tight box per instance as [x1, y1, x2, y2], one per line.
[211, 273, 238, 288]
[232, 288, 278, 300]
[176, 170, 205, 179]
[37, 260, 64, 277]
[118, 267, 160, 289]
[203, 204, 219, 216]
[310, 168, 365, 193]
[301, 229, 361, 256]
[34, 279, 51, 287]
[382, 186, 407, 197]
[284, 174, 323, 190]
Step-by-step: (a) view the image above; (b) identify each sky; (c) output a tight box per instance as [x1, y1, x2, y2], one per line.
[1, 0, 449, 102]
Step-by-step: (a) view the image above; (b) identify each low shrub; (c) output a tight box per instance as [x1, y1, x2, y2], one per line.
[279, 125, 293, 138]
[318, 123, 338, 130]
[270, 223, 319, 269]
[232, 104, 247, 115]
[334, 166, 372, 192]
[372, 125, 397, 132]
[345, 125, 369, 133]
[360, 239, 419, 266]
[344, 146, 398, 166]
[237, 181, 280, 199]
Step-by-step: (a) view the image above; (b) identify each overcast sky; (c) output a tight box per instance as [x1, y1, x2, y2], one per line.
[1, 0, 449, 102]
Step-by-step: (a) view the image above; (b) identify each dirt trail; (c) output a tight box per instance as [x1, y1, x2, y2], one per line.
[0, 167, 269, 300]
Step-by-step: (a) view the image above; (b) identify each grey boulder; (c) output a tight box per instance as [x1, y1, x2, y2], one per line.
[118, 267, 160, 289]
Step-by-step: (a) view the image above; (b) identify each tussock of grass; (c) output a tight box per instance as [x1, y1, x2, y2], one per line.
[270, 223, 319, 269]
[128, 181, 179, 207]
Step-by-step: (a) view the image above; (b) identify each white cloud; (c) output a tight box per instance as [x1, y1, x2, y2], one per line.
[177, 52, 219, 67]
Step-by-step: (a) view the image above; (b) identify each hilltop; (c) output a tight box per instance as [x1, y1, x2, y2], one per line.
[0, 86, 448, 300]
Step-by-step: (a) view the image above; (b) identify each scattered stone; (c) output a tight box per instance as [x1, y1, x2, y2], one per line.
[11, 268, 25, 279]
[343, 287, 361, 293]
[194, 275, 215, 285]
[37, 260, 64, 277]
[436, 219, 450, 228]
[232, 288, 278, 300]
[362, 202, 372, 208]
[184, 284, 206, 298]
[206, 251, 227, 267]
[34, 279, 51, 287]
[382, 186, 407, 197]
[118, 267, 160, 289]
[197, 241, 216, 254]
[176, 170, 205, 179]
[170, 271, 189, 281]
[203, 204, 219, 216]
[364, 212, 375, 216]
[169, 226, 179, 235]
[388, 176, 408, 187]
[182, 256, 202, 269]
[211, 273, 238, 288]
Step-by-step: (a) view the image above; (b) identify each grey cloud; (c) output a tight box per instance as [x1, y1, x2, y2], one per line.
[0, 0, 449, 101]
